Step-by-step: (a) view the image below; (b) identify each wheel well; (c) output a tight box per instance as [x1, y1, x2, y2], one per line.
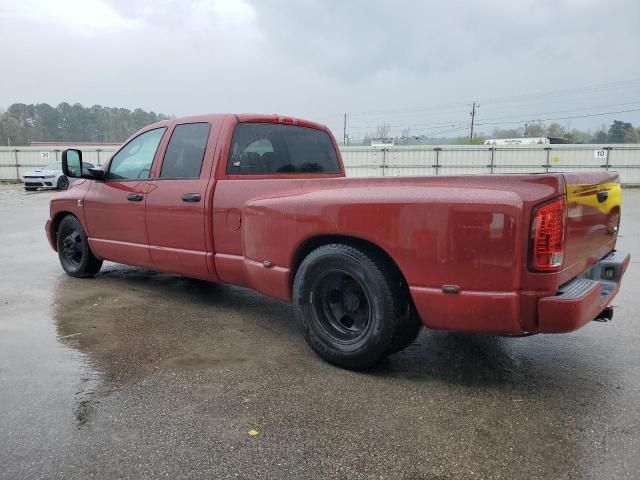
[291, 235, 411, 297]
[51, 212, 77, 247]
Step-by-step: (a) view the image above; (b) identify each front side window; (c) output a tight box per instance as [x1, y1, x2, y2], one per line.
[160, 123, 210, 178]
[227, 123, 341, 175]
[108, 128, 166, 180]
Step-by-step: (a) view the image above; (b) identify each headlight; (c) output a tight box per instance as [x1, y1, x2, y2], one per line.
[43, 175, 55, 179]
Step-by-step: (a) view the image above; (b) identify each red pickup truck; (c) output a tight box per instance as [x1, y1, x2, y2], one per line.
[47, 114, 630, 369]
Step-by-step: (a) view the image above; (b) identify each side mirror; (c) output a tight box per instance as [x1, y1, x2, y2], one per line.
[87, 167, 106, 181]
[62, 149, 83, 178]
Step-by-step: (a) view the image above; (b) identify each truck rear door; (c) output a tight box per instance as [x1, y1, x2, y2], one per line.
[145, 121, 218, 280]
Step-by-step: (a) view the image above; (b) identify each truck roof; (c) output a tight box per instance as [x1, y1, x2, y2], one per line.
[145, 113, 329, 132]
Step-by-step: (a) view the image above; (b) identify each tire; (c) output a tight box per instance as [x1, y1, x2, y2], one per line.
[56, 215, 102, 278]
[293, 244, 401, 370]
[56, 176, 69, 190]
[387, 302, 423, 355]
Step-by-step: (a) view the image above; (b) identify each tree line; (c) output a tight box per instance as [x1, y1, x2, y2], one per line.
[0, 102, 171, 146]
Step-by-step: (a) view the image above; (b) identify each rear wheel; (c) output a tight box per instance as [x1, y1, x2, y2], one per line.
[387, 302, 423, 355]
[56, 215, 102, 277]
[56, 176, 69, 190]
[293, 244, 401, 370]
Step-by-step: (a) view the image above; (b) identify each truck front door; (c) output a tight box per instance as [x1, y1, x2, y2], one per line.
[84, 127, 167, 268]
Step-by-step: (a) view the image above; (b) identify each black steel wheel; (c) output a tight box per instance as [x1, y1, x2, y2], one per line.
[294, 244, 401, 370]
[56, 215, 102, 277]
[312, 270, 372, 343]
[56, 175, 69, 190]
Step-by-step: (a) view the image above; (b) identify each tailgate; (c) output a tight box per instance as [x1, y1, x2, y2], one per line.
[561, 171, 621, 280]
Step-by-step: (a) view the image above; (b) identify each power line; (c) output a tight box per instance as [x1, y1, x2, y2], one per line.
[328, 78, 640, 120]
[475, 107, 640, 127]
[339, 101, 640, 134]
[475, 100, 640, 123]
[479, 78, 640, 106]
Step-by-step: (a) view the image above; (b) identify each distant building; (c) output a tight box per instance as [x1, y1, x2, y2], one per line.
[484, 137, 566, 145]
[371, 138, 394, 148]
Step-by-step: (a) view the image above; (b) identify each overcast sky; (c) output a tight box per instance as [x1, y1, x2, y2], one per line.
[1, 0, 639, 139]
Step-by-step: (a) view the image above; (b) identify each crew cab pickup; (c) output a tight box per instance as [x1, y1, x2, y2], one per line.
[46, 114, 630, 369]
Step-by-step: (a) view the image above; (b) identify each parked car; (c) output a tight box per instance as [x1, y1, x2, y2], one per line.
[23, 161, 94, 191]
[45, 114, 630, 370]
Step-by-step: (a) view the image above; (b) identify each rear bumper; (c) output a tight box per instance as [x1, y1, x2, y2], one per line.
[409, 250, 630, 335]
[537, 250, 630, 333]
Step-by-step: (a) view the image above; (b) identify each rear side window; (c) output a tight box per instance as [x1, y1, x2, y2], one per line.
[160, 123, 210, 178]
[227, 123, 340, 175]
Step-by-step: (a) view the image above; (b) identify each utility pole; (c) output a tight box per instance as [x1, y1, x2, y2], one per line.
[343, 113, 347, 146]
[469, 101, 478, 141]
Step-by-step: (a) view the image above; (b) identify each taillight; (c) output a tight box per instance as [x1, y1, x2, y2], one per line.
[530, 197, 567, 272]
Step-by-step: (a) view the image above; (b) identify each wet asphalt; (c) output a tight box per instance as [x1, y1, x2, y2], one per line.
[0, 184, 639, 480]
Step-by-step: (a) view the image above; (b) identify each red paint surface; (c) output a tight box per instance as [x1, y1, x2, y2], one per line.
[47, 114, 627, 335]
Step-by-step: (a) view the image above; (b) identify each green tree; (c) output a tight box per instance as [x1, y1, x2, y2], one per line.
[623, 127, 639, 143]
[524, 121, 545, 137]
[546, 123, 566, 138]
[608, 120, 634, 143]
[0, 115, 24, 145]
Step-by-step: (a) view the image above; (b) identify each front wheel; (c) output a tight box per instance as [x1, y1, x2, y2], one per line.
[293, 244, 401, 370]
[56, 215, 102, 277]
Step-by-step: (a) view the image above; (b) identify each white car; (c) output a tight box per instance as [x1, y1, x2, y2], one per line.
[23, 161, 94, 191]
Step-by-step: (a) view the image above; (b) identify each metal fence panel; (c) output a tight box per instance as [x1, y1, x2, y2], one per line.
[384, 148, 436, 176]
[438, 148, 491, 174]
[493, 147, 548, 169]
[547, 146, 605, 167]
[340, 147, 383, 177]
[609, 147, 639, 167]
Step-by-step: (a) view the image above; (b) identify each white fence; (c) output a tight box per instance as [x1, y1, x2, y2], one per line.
[1, 144, 639, 185]
[341, 144, 640, 185]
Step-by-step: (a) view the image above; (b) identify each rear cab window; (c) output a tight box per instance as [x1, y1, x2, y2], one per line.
[159, 122, 211, 179]
[227, 123, 340, 175]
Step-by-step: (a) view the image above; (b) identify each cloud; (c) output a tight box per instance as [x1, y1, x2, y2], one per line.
[0, 0, 639, 137]
[244, 0, 638, 81]
[0, 0, 140, 31]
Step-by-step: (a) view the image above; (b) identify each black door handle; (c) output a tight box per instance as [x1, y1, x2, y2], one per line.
[127, 193, 144, 202]
[181, 193, 201, 203]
